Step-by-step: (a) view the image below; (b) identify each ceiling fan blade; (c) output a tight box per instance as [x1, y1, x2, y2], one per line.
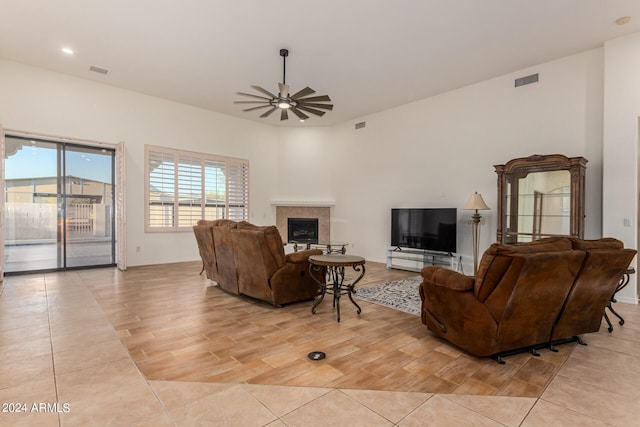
[280, 109, 289, 120]
[236, 92, 271, 101]
[290, 107, 309, 120]
[234, 100, 270, 104]
[242, 105, 272, 112]
[291, 87, 315, 99]
[297, 102, 333, 110]
[250, 85, 277, 99]
[278, 83, 289, 98]
[296, 105, 326, 117]
[260, 106, 277, 117]
[296, 95, 331, 103]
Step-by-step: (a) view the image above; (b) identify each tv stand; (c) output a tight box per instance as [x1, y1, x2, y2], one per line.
[386, 248, 460, 273]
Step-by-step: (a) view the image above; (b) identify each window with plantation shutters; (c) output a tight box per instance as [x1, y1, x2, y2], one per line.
[226, 160, 249, 221]
[145, 145, 249, 231]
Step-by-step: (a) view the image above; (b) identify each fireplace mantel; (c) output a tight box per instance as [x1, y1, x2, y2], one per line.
[271, 200, 335, 207]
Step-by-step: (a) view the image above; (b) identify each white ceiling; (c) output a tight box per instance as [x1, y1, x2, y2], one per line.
[1, 1, 640, 127]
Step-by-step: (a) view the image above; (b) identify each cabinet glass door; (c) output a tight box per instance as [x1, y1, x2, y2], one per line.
[504, 170, 571, 242]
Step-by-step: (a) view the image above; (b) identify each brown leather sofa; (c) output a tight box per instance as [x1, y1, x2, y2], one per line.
[419, 237, 636, 361]
[193, 220, 322, 306]
[550, 238, 636, 341]
[193, 219, 236, 284]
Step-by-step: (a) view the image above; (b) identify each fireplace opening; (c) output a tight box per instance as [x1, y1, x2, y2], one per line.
[288, 218, 319, 243]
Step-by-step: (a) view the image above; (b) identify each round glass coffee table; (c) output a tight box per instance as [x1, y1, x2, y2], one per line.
[290, 241, 349, 254]
[308, 254, 366, 322]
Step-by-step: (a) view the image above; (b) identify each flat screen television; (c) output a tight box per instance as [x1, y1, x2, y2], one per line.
[391, 208, 457, 253]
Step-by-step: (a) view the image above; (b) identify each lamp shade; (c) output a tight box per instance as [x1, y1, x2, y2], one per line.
[464, 192, 490, 211]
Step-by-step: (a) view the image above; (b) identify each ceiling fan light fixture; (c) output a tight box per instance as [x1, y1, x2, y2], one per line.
[235, 49, 333, 121]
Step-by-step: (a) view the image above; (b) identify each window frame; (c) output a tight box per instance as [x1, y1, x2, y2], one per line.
[144, 145, 249, 232]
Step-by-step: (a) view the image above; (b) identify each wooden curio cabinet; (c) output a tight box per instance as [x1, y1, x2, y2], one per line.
[494, 154, 587, 244]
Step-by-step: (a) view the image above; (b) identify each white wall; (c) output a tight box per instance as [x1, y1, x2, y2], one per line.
[0, 46, 614, 274]
[0, 59, 278, 267]
[274, 49, 605, 272]
[603, 32, 640, 303]
[273, 126, 336, 204]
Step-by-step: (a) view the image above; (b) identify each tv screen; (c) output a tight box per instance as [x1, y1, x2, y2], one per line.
[391, 208, 457, 253]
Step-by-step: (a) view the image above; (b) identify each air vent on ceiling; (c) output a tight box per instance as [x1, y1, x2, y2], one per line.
[89, 65, 109, 75]
[515, 73, 538, 87]
[355, 121, 366, 130]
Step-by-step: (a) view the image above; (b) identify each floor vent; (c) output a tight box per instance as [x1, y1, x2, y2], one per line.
[515, 73, 538, 87]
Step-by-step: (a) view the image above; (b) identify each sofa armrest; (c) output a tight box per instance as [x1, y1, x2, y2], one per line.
[421, 266, 474, 292]
[285, 248, 323, 263]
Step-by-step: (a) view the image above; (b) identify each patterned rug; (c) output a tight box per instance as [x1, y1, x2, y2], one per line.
[354, 275, 422, 316]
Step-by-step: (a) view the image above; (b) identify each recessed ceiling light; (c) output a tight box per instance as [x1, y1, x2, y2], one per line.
[616, 16, 631, 26]
[61, 47, 74, 55]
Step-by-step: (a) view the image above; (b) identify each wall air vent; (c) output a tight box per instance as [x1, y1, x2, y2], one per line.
[355, 121, 366, 130]
[515, 73, 538, 87]
[89, 65, 109, 75]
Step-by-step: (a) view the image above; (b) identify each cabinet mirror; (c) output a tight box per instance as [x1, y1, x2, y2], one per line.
[494, 154, 587, 244]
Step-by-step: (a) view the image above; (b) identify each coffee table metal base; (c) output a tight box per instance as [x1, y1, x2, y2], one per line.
[309, 254, 366, 322]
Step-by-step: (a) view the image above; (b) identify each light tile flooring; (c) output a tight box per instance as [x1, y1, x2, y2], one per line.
[1, 261, 639, 426]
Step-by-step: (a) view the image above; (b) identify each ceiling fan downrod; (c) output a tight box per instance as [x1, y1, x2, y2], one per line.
[280, 48, 288, 85]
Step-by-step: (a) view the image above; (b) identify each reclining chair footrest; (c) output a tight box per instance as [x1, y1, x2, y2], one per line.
[492, 343, 548, 364]
[493, 336, 587, 364]
[549, 335, 587, 348]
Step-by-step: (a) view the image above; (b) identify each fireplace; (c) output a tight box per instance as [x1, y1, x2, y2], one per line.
[287, 218, 319, 243]
[275, 204, 331, 244]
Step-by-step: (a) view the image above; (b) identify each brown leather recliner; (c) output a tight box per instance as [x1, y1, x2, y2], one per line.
[420, 237, 582, 357]
[551, 238, 636, 342]
[419, 237, 636, 359]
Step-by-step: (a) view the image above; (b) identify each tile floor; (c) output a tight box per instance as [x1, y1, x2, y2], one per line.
[1, 265, 640, 426]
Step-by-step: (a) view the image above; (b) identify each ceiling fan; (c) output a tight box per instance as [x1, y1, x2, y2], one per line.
[234, 49, 333, 121]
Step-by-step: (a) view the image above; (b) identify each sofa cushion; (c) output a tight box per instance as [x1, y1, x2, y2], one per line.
[196, 219, 236, 227]
[486, 237, 572, 255]
[421, 267, 474, 292]
[475, 237, 573, 301]
[236, 221, 260, 230]
[570, 237, 623, 251]
[286, 249, 323, 264]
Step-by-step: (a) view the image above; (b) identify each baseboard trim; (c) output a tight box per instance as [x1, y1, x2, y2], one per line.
[615, 296, 639, 304]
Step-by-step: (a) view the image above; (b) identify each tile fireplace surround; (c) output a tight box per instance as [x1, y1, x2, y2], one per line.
[275, 204, 331, 243]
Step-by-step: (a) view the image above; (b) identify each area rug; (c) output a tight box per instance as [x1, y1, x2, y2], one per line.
[354, 275, 422, 316]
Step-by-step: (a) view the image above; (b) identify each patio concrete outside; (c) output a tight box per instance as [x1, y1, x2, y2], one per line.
[4, 239, 114, 273]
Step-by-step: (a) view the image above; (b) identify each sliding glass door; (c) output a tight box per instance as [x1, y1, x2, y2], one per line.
[64, 144, 115, 268]
[4, 135, 116, 273]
